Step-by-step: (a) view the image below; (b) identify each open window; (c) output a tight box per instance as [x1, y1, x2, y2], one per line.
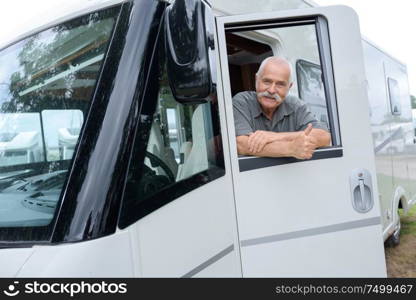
[218, 12, 342, 171]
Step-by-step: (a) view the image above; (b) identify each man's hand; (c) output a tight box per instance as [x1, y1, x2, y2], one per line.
[247, 130, 275, 154]
[290, 124, 316, 159]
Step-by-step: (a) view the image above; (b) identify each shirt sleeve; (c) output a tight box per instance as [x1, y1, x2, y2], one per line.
[295, 104, 329, 132]
[233, 93, 254, 137]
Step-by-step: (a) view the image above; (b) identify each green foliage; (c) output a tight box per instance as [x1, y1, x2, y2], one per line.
[411, 95, 416, 109]
[400, 205, 416, 235]
[1, 12, 114, 114]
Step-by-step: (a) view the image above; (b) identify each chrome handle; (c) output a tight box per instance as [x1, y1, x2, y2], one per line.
[350, 169, 374, 213]
[358, 178, 366, 210]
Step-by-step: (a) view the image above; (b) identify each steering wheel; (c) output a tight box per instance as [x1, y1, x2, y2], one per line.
[145, 151, 175, 183]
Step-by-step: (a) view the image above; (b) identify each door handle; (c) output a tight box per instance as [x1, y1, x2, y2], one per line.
[350, 169, 374, 213]
[358, 178, 366, 210]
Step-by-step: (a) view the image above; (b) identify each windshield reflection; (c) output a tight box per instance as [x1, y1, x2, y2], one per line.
[0, 8, 117, 228]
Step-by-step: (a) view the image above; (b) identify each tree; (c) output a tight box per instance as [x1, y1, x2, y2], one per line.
[411, 95, 416, 109]
[1, 11, 114, 113]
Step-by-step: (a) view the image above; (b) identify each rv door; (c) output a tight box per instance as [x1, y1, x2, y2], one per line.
[216, 6, 387, 276]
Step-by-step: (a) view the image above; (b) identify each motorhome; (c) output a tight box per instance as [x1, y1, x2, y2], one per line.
[0, 0, 413, 277]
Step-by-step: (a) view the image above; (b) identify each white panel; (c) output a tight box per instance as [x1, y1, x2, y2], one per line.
[193, 252, 239, 278]
[16, 231, 134, 277]
[0, 249, 34, 277]
[235, 155, 383, 240]
[210, 0, 309, 15]
[241, 225, 386, 277]
[134, 176, 240, 277]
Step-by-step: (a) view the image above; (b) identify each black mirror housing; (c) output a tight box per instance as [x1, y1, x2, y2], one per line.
[165, 0, 215, 104]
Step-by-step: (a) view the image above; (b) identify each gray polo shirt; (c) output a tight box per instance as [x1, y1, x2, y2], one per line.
[233, 91, 328, 136]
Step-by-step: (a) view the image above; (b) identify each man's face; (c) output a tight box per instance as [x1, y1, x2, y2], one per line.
[255, 61, 292, 113]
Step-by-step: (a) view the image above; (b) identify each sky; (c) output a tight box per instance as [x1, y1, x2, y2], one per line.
[0, 0, 96, 45]
[314, 0, 416, 95]
[0, 0, 415, 95]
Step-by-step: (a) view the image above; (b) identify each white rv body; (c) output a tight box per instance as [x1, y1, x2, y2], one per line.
[0, 0, 411, 277]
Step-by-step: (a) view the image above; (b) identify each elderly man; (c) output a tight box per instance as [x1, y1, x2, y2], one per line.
[233, 56, 331, 159]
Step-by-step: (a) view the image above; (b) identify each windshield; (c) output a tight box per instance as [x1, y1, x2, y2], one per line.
[0, 8, 118, 228]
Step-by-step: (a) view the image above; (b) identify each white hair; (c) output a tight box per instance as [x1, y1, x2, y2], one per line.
[255, 56, 293, 83]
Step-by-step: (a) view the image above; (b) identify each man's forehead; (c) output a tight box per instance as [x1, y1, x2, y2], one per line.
[258, 63, 290, 81]
[265, 60, 290, 72]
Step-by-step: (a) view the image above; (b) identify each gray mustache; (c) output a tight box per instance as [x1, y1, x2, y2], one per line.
[257, 91, 282, 102]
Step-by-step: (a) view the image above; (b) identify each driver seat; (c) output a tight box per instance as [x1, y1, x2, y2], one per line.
[176, 105, 208, 181]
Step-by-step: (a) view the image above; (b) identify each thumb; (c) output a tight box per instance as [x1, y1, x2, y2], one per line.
[304, 123, 313, 136]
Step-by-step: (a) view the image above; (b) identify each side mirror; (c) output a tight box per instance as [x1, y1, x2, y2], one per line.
[165, 0, 215, 104]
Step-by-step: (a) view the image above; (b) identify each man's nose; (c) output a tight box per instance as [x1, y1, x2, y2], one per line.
[266, 83, 277, 94]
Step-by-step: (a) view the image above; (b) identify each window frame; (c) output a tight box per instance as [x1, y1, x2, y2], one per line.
[296, 58, 334, 143]
[222, 16, 343, 172]
[387, 77, 401, 116]
[118, 22, 225, 230]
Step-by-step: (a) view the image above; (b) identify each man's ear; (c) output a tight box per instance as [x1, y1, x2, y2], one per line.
[289, 82, 293, 89]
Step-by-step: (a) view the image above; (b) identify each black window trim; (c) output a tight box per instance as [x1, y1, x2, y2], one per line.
[239, 147, 343, 172]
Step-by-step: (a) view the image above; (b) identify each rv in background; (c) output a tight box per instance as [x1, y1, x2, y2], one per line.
[363, 40, 416, 245]
[0, 0, 412, 277]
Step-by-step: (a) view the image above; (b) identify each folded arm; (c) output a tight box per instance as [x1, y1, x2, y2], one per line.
[237, 124, 331, 159]
[237, 135, 293, 157]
